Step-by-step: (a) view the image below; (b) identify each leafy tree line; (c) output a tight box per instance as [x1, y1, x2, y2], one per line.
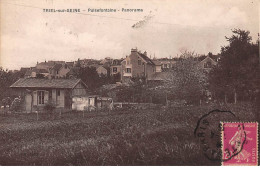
[209, 29, 259, 103]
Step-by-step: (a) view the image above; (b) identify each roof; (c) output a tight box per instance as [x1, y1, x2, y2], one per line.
[198, 54, 219, 62]
[10, 78, 87, 89]
[152, 60, 162, 66]
[111, 59, 123, 66]
[137, 52, 155, 65]
[51, 64, 63, 71]
[20, 67, 30, 72]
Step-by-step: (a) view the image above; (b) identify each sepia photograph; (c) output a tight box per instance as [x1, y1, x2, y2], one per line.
[0, 0, 259, 166]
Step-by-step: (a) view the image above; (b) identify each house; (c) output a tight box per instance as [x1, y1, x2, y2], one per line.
[10, 78, 88, 112]
[49, 63, 71, 78]
[152, 60, 163, 72]
[96, 66, 108, 76]
[197, 53, 218, 72]
[110, 59, 123, 76]
[153, 58, 176, 72]
[90, 65, 109, 77]
[121, 48, 156, 82]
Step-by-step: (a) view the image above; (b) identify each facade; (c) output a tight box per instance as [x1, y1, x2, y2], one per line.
[90, 65, 108, 76]
[110, 59, 122, 76]
[121, 49, 156, 82]
[197, 55, 217, 72]
[96, 66, 108, 76]
[152, 60, 163, 72]
[10, 78, 88, 112]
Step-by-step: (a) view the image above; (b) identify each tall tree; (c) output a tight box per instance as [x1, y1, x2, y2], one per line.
[209, 29, 259, 103]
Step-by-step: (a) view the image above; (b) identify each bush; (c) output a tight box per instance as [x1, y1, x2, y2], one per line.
[43, 101, 56, 113]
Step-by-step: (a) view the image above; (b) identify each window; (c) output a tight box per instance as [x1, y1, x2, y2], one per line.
[37, 91, 44, 105]
[126, 68, 131, 73]
[56, 70, 59, 74]
[113, 67, 117, 73]
[127, 60, 131, 65]
[138, 60, 141, 65]
[204, 61, 212, 68]
[57, 89, 60, 96]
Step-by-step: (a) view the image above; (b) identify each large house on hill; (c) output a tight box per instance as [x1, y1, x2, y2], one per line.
[10, 78, 88, 112]
[121, 48, 156, 82]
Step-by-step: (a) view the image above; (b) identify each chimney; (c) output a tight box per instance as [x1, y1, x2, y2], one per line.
[144, 51, 147, 56]
[131, 48, 138, 53]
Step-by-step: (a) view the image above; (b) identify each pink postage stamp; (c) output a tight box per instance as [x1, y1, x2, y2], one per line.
[221, 122, 258, 166]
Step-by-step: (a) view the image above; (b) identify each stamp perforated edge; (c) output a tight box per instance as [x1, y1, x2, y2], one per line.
[221, 121, 258, 166]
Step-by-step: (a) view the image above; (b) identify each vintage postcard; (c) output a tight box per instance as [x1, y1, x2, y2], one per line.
[0, 0, 259, 166]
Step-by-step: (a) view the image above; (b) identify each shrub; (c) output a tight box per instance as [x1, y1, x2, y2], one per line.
[43, 101, 56, 113]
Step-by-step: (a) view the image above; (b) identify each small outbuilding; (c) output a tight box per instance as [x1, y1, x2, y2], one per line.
[10, 78, 88, 112]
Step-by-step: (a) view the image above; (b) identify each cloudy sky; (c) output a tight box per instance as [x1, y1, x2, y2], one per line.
[0, 0, 259, 70]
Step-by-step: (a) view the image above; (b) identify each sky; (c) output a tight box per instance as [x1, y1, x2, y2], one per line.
[0, 0, 259, 70]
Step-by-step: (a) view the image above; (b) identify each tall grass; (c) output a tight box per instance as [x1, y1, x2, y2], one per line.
[0, 103, 255, 165]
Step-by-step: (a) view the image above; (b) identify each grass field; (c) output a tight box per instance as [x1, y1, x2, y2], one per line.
[0, 103, 256, 165]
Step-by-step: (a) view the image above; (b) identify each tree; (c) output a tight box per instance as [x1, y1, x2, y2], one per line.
[164, 51, 207, 105]
[74, 67, 110, 91]
[0, 68, 22, 103]
[209, 29, 259, 103]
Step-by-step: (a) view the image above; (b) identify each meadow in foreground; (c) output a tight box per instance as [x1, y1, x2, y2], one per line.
[0, 103, 256, 165]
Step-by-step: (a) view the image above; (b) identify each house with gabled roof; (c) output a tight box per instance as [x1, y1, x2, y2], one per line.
[49, 63, 71, 78]
[10, 78, 88, 112]
[197, 53, 218, 72]
[121, 48, 156, 82]
[90, 64, 109, 77]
